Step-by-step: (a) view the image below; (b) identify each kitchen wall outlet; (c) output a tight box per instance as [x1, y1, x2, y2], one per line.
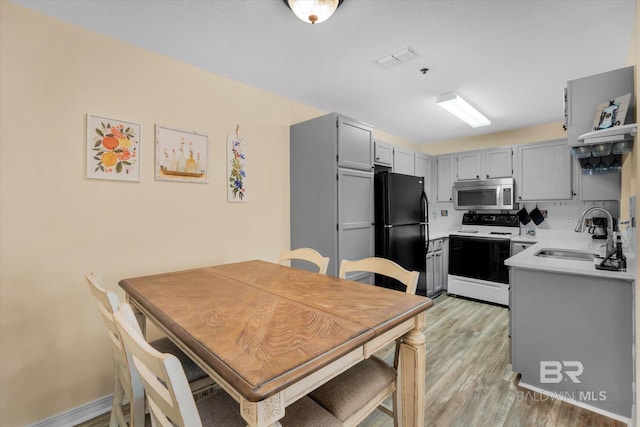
[565, 216, 573, 226]
[441, 209, 448, 217]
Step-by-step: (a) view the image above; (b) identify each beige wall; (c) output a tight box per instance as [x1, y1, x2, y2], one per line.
[0, 3, 328, 425]
[420, 121, 566, 156]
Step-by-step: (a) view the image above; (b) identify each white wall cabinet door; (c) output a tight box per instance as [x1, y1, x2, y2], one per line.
[374, 140, 393, 166]
[437, 155, 455, 202]
[572, 158, 621, 201]
[337, 116, 374, 172]
[457, 147, 512, 180]
[515, 139, 572, 201]
[456, 151, 482, 180]
[393, 147, 415, 175]
[484, 147, 513, 179]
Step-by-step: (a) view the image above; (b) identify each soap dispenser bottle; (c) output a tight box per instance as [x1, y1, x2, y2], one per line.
[615, 232, 627, 272]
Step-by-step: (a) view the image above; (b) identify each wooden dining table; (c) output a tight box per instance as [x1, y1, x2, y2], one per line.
[119, 260, 433, 426]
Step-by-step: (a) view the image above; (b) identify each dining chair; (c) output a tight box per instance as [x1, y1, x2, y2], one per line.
[277, 247, 330, 275]
[114, 302, 343, 427]
[309, 257, 419, 426]
[85, 273, 213, 427]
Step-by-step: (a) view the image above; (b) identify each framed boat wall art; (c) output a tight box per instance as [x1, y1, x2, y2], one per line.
[86, 114, 141, 181]
[155, 125, 209, 183]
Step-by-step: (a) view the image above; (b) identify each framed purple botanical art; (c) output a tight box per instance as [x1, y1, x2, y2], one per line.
[227, 128, 247, 202]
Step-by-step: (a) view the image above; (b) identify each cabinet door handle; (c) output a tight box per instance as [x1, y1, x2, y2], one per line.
[476, 175, 480, 178]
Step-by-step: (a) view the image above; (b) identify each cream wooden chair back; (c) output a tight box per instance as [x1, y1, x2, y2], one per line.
[278, 247, 330, 275]
[339, 257, 419, 294]
[85, 273, 145, 427]
[308, 257, 420, 426]
[114, 303, 204, 427]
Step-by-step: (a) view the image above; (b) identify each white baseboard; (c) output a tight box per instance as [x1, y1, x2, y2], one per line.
[27, 395, 112, 427]
[519, 382, 632, 426]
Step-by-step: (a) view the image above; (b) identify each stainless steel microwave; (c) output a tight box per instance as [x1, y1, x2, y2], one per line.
[453, 178, 515, 210]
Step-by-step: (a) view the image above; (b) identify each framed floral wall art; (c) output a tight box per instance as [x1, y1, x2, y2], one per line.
[86, 114, 140, 181]
[227, 128, 247, 202]
[155, 125, 209, 183]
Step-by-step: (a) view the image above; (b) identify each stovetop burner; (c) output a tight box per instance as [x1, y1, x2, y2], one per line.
[462, 213, 519, 227]
[454, 212, 520, 238]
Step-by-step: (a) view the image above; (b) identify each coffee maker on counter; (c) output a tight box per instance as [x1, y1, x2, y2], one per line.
[590, 217, 609, 239]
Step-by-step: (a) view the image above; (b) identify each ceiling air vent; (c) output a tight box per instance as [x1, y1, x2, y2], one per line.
[376, 47, 418, 69]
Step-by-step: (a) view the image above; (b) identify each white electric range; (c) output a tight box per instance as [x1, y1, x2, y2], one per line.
[448, 213, 520, 306]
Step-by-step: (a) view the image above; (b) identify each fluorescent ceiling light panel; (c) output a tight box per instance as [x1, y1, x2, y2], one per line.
[436, 93, 491, 128]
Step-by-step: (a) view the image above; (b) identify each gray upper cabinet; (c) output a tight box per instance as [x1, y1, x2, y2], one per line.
[572, 158, 621, 201]
[337, 116, 374, 171]
[484, 147, 513, 178]
[437, 154, 455, 202]
[374, 140, 393, 166]
[393, 147, 415, 175]
[456, 151, 482, 180]
[290, 113, 374, 278]
[566, 66, 634, 147]
[456, 147, 512, 180]
[515, 139, 572, 201]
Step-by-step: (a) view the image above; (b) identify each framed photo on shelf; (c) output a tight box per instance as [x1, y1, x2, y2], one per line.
[592, 93, 631, 131]
[86, 114, 140, 182]
[155, 125, 209, 184]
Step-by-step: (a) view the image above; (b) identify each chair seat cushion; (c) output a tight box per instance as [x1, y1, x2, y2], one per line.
[281, 395, 342, 427]
[197, 388, 245, 426]
[198, 390, 341, 427]
[150, 337, 207, 383]
[309, 356, 397, 422]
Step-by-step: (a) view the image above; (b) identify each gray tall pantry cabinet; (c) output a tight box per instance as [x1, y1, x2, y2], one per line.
[290, 113, 375, 282]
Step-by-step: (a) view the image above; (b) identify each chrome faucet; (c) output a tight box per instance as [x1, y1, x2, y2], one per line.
[575, 207, 615, 255]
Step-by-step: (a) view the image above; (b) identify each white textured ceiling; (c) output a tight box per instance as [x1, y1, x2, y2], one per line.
[13, 0, 637, 144]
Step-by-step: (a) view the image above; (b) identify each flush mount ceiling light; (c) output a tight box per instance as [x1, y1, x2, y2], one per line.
[283, 0, 343, 24]
[436, 92, 491, 128]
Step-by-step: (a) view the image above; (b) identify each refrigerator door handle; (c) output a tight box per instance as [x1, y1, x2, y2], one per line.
[421, 191, 430, 253]
[420, 191, 429, 224]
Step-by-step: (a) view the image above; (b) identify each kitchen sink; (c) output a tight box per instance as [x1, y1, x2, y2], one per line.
[534, 249, 595, 261]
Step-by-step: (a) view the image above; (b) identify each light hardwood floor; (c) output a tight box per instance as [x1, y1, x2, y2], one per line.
[361, 294, 625, 427]
[78, 294, 626, 427]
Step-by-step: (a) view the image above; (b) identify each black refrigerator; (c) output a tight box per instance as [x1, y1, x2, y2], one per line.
[374, 171, 429, 296]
